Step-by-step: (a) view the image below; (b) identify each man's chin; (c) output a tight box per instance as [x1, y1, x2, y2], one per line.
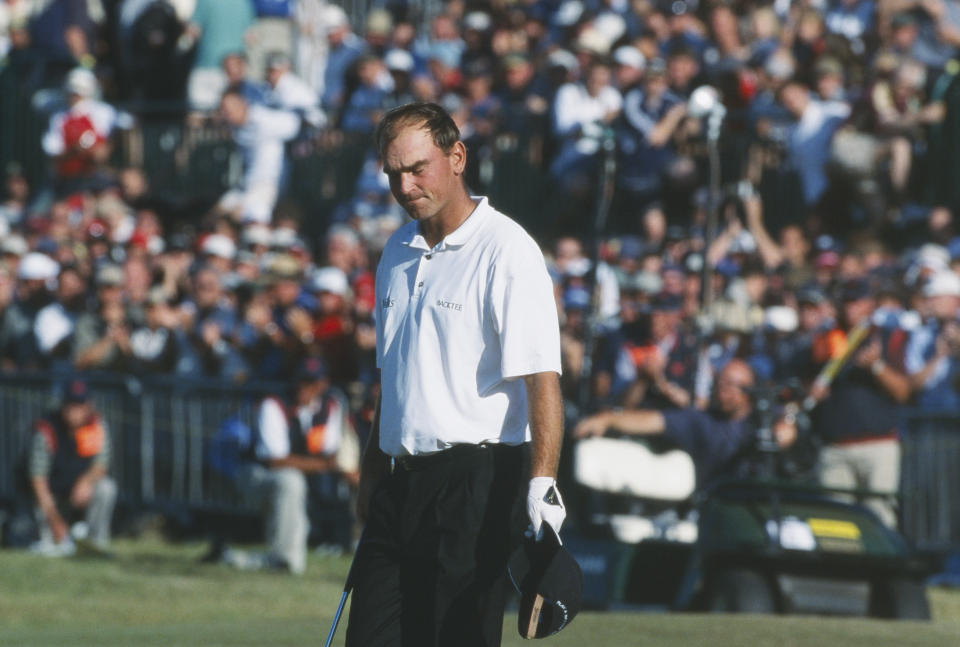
[404, 204, 433, 220]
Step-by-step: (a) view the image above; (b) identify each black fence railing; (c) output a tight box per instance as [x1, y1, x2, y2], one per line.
[900, 412, 960, 551]
[0, 372, 287, 516]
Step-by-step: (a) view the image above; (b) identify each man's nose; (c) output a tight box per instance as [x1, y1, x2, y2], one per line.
[399, 173, 417, 195]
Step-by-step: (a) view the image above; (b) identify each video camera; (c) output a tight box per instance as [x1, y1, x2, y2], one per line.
[744, 379, 817, 480]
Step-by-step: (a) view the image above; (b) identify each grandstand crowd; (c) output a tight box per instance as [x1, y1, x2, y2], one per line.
[2, 0, 960, 454]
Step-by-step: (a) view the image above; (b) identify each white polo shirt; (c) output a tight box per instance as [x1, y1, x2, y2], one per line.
[375, 197, 561, 457]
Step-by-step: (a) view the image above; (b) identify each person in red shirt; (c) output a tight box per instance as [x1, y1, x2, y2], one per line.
[42, 69, 127, 194]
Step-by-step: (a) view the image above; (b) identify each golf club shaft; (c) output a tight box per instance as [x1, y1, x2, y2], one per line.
[802, 320, 872, 411]
[323, 590, 350, 647]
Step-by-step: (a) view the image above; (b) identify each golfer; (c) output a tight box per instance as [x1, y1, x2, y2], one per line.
[344, 102, 566, 646]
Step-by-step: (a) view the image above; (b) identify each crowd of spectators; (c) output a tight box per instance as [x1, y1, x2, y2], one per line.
[3, 0, 960, 455]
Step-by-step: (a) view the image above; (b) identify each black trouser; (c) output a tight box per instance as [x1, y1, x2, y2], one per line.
[345, 443, 528, 647]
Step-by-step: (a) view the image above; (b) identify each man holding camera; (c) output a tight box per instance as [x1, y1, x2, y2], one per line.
[575, 359, 797, 490]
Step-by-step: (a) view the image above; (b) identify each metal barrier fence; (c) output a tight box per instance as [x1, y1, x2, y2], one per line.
[2, 373, 960, 552]
[0, 373, 287, 517]
[900, 413, 960, 552]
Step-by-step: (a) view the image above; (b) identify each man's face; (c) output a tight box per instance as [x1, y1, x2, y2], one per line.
[193, 271, 221, 309]
[780, 83, 809, 118]
[650, 309, 678, 340]
[780, 225, 808, 259]
[715, 363, 753, 417]
[223, 55, 246, 83]
[667, 54, 697, 89]
[799, 302, 824, 332]
[220, 94, 247, 126]
[383, 125, 464, 223]
[296, 379, 326, 405]
[505, 62, 532, 90]
[266, 65, 284, 88]
[842, 297, 874, 328]
[586, 65, 611, 97]
[273, 278, 301, 306]
[928, 294, 960, 321]
[62, 402, 91, 428]
[58, 270, 86, 304]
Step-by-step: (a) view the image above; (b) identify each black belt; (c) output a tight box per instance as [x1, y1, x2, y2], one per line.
[393, 443, 523, 472]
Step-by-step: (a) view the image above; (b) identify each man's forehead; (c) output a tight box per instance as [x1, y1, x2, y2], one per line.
[721, 362, 752, 384]
[383, 128, 442, 168]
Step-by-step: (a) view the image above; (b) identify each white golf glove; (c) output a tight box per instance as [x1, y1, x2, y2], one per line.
[526, 477, 567, 542]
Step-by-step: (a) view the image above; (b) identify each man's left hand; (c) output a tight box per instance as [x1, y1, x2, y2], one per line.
[526, 477, 566, 541]
[572, 413, 610, 438]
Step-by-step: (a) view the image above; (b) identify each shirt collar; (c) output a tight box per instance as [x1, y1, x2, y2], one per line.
[403, 197, 489, 252]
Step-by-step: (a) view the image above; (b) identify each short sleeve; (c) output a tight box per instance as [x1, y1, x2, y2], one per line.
[489, 234, 561, 379]
[255, 398, 290, 460]
[42, 113, 66, 156]
[28, 430, 53, 479]
[93, 420, 111, 469]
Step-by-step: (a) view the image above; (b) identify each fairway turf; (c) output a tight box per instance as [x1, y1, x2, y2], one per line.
[1, 539, 958, 646]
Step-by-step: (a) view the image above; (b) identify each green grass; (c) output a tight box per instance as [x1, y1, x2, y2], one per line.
[1, 539, 959, 646]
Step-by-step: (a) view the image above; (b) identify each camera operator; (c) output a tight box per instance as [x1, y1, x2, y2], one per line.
[906, 271, 960, 410]
[574, 359, 796, 491]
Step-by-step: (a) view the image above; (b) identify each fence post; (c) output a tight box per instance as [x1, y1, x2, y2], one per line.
[141, 393, 155, 503]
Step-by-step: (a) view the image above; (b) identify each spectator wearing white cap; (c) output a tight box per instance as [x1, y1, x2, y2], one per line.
[42, 68, 128, 194]
[460, 11, 493, 72]
[0, 252, 58, 369]
[201, 233, 237, 274]
[612, 45, 646, 92]
[321, 4, 365, 114]
[1, 234, 29, 273]
[241, 223, 273, 260]
[384, 48, 417, 107]
[310, 266, 356, 383]
[906, 270, 960, 410]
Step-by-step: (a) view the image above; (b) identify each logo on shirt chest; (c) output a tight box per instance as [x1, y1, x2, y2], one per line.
[381, 297, 395, 308]
[436, 299, 463, 312]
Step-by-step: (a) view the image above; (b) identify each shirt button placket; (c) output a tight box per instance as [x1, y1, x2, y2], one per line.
[413, 252, 430, 298]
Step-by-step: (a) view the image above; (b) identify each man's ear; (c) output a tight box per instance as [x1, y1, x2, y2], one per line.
[449, 140, 467, 176]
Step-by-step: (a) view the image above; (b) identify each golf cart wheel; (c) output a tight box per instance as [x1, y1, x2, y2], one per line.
[869, 578, 931, 620]
[705, 569, 776, 614]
